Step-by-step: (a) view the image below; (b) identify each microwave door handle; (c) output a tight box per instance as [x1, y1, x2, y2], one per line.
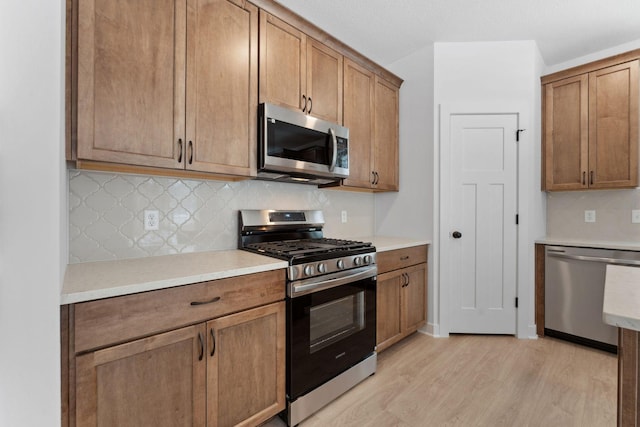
[328, 128, 337, 172]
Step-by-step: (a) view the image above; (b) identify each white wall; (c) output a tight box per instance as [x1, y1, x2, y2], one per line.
[545, 37, 640, 74]
[376, 45, 435, 325]
[0, 1, 65, 426]
[433, 41, 546, 338]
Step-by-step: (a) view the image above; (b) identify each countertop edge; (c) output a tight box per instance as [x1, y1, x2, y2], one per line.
[60, 261, 288, 305]
[536, 237, 640, 252]
[61, 238, 430, 305]
[603, 264, 640, 332]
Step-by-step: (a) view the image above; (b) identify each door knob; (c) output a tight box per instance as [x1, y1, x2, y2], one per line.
[452, 231, 462, 239]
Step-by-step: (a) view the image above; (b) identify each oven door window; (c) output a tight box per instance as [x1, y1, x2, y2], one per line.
[267, 120, 330, 166]
[309, 291, 365, 354]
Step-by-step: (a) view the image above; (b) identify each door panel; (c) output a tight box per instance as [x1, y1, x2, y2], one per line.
[449, 114, 518, 334]
[306, 38, 342, 123]
[343, 59, 374, 188]
[77, 0, 185, 167]
[544, 75, 589, 190]
[186, 0, 257, 175]
[75, 324, 206, 426]
[207, 302, 285, 427]
[589, 60, 639, 188]
[259, 12, 306, 111]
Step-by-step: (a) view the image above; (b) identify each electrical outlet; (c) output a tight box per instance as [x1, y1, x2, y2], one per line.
[341, 210, 348, 223]
[632, 210, 640, 223]
[584, 210, 596, 223]
[144, 210, 160, 231]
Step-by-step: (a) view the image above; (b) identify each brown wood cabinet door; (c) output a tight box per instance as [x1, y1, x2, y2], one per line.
[185, 0, 257, 177]
[207, 301, 285, 427]
[588, 60, 639, 189]
[77, 0, 186, 168]
[376, 270, 402, 351]
[75, 324, 206, 427]
[259, 12, 306, 112]
[402, 263, 427, 333]
[343, 58, 375, 189]
[543, 75, 589, 190]
[373, 77, 400, 191]
[306, 38, 343, 123]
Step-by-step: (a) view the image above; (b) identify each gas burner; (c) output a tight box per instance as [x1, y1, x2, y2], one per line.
[246, 238, 373, 257]
[238, 210, 377, 280]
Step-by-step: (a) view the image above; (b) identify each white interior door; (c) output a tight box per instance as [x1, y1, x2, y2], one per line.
[448, 113, 518, 334]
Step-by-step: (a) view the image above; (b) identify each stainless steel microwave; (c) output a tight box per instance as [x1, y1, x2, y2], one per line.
[258, 103, 349, 185]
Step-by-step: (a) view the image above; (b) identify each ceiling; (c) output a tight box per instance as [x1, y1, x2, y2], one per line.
[276, 0, 640, 67]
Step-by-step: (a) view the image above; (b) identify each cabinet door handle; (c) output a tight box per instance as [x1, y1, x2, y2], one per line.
[406, 273, 410, 287]
[190, 296, 221, 306]
[590, 171, 594, 185]
[302, 95, 307, 112]
[188, 141, 193, 164]
[198, 332, 204, 361]
[177, 139, 183, 164]
[582, 171, 586, 185]
[210, 328, 216, 357]
[308, 97, 312, 114]
[402, 273, 409, 287]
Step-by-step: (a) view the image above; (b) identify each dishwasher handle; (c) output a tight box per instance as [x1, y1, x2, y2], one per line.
[547, 251, 640, 266]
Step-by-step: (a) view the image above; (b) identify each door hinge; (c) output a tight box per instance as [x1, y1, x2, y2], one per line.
[515, 297, 519, 308]
[515, 214, 519, 225]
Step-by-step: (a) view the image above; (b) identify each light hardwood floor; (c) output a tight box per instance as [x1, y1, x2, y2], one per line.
[265, 333, 617, 426]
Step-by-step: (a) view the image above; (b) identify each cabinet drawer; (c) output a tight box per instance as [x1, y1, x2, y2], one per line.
[377, 245, 427, 274]
[73, 269, 285, 353]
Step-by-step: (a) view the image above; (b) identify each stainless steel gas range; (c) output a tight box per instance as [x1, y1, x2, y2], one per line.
[239, 210, 377, 426]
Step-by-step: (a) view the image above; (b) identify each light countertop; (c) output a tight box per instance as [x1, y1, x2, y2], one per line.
[61, 237, 430, 305]
[61, 250, 288, 305]
[360, 236, 431, 251]
[536, 237, 640, 252]
[603, 264, 640, 332]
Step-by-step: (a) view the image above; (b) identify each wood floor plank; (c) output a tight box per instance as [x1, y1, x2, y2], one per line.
[264, 333, 616, 427]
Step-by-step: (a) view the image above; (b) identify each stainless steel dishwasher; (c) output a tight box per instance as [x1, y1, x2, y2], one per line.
[545, 245, 640, 353]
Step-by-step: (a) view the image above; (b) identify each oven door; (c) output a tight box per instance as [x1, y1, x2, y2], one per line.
[287, 270, 376, 400]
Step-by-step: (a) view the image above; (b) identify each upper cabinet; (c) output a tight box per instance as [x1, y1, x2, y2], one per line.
[68, 0, 402, 187]
[259, 11, 343, 123]
[74, 0, 257, 178]
[342, 59, 400, 191]
[542, 56, 639, 191]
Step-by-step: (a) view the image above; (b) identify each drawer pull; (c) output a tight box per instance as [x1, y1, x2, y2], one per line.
[400, 256, 409, 261]
[190, 296, 221, 306]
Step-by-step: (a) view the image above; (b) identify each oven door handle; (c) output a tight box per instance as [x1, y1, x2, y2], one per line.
[289, 266, 377, 298]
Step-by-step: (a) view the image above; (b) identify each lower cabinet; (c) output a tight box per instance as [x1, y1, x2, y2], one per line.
[74, 301, 284, 427]
[63, 270, 286, 427]
[207, 303, 285, 427]
[376, 246, 428, 352]
[75, 324, 207, 426]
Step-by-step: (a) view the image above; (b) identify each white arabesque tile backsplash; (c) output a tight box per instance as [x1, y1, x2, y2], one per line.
[546, 188, 640, 242]
[69, 170, 374, 263]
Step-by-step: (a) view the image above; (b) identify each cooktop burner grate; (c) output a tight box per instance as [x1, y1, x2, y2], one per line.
[246, 238, 372, 257]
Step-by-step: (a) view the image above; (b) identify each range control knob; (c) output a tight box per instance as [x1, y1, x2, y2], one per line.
[304, 265, 315, 276]
[336, 259, 345, 270]
[363, 255, 372, 265]
[354, 256, 362, 266]
[317, 263, 327, 274]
